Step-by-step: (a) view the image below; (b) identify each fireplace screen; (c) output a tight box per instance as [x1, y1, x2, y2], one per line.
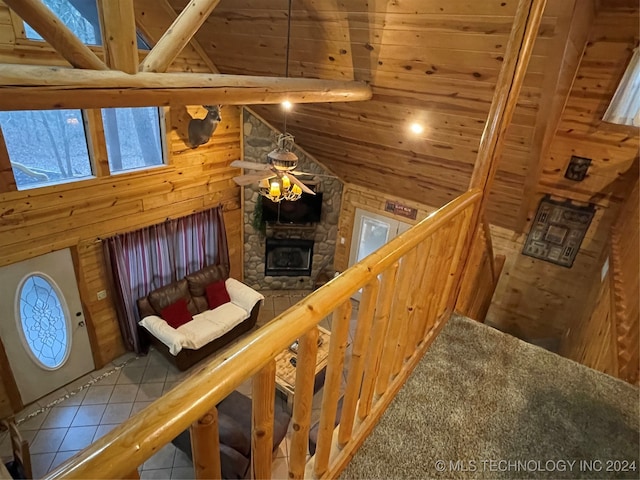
[265, 238, 314, 277]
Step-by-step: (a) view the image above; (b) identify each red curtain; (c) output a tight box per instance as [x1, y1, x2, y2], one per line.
[104, 206, 229, 353]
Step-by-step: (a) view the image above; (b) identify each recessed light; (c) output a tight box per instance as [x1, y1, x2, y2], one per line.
[282, 101, 293, 111]
[410, 123, 424, 134]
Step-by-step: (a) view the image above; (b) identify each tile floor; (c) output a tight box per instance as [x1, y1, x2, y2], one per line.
[0, 290, 358, 479]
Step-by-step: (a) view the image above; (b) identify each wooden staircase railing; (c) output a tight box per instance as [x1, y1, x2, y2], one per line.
[455, 219, 506, 322]
[42, 189, 481, 480]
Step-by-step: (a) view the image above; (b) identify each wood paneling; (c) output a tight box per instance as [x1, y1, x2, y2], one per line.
[0, 3, 243, 412]
[334, 184, 436, 272]
[486, 2, 638, 343]
[173, 0, 586, 231]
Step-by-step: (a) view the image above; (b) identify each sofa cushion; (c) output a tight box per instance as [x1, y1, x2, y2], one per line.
[206, 280, 231, 309]
[178, 303, 248, 350]
[139, 315, 188, 355]
[148, 279, 197, 315]
[160, 299, 192, 329]
[186, 264, 229, 297]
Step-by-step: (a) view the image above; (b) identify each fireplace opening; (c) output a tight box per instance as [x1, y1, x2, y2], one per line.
[265, 238, 314, 277]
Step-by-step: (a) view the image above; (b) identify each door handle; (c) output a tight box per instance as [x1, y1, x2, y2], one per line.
[78, 321, 85, 327]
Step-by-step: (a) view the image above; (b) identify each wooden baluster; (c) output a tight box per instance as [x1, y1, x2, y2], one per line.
[338, 279, 380, 448]
[289, 328, 319, 480]
[313, 301, 352, 478]
[252, 360, 276, 479]
[399, 238, 432, 364]
[439, 210, 473, 315]
[357, 264, 399, 422]
[375, 249, 416, 396]
[415, 226, 451, 344]
[190, 408, 221, 480]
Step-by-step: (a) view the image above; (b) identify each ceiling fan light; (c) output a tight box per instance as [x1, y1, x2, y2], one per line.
[281, 175, 291, 189]
[269, 181, 281, 197]
[291, 184, 302, 195]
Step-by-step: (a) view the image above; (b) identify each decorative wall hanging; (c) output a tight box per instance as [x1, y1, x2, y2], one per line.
[522, 195, 595, 268]
[564, 155, 591, 181]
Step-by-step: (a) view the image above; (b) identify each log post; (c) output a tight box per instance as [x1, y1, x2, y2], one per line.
[190, 408, 221, 480]
[139, 0, 221, 72]
[357, 265, 399, 421]
[375, 249, 416, 396]
[252, 360, 276, 479]
[338, 279, 380, 447]
[96, 0, 138, 73]
[313, 301, 352, 478]
[289, 328, 319, 480]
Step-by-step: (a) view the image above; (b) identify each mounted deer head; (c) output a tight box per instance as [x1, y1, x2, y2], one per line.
[187, 105, 222, 148]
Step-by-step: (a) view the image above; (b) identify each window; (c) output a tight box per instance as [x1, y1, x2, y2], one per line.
[603, 48, 640, 127]
[0, 110, 93, 190]
[17, 274, 71, 370]
[23, 0, 150, 49]
[102, 107, 165, 173]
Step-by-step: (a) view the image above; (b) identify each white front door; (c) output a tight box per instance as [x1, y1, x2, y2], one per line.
[349, 209, 411, 300]
[0, 249, 95, 405]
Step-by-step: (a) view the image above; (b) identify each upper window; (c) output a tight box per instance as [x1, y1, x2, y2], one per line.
[603, 47, 640, 127]
[102, 107, 165, 173]
[24, 0, 150, 49]
[0, 110, 94, 190]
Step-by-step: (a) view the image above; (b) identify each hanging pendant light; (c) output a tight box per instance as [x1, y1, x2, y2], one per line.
[258, 0, 302, 203]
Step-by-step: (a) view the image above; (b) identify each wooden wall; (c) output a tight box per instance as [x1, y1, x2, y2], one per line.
[172, 0, 582, 232]
[486, 2, 639, 344]
[333, 184, 435, 272]
[0, 2, 244, 410]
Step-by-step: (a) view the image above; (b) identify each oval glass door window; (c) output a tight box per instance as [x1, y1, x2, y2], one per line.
[17, 274, 71, 370]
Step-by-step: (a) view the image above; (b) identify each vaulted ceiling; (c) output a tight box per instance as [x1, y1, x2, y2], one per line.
[167, 0, 581, 231]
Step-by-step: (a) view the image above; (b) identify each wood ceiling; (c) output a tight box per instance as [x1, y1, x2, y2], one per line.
[167, 0, 580, 230]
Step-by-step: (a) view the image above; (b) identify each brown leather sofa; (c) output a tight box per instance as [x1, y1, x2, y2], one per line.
[137, 264, 261, 371]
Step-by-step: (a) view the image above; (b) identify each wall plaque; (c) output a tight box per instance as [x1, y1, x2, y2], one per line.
[522, 195, 595, 268]
[564, 155, 592, 181]
[384, 200, 417, 220]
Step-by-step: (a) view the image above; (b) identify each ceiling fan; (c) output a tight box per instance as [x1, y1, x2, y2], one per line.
[231, 133, 318, 200]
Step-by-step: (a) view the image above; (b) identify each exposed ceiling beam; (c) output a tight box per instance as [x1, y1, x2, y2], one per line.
[96, 0, 138, 73]
[4, 0, 108, 71]
[139, 0, 221, 73]
[0, 64, 373, 110]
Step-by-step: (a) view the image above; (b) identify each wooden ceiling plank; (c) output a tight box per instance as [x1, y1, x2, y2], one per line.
[139, 0, 221, 73]
[96, 0, 138, 73]
[0, 64, 372, 110]
[4, 0, 108, 70]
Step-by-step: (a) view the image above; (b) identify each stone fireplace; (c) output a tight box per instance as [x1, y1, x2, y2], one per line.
[242, 109, 343, 290]
[265, 238, 314, 277]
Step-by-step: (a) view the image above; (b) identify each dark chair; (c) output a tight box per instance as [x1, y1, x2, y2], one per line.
[172, 390, 291, 479]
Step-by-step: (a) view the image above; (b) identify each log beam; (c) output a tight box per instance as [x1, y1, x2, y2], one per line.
[0, 65, 373, 110]
[97, 0, 138, 73]
[4, 0, 108, 71]
[139, 0, 221, 73]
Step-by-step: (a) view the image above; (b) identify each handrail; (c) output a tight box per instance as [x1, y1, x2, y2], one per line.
[43, 189, 481, 480]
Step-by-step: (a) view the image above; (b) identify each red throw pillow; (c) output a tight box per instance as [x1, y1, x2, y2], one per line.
[206, 280, 231, 309]
[160, 298, 192, 329]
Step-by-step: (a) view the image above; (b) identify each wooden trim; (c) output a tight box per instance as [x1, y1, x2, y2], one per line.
[139, 0, 221, 73]
[0, 65, 373, 110]
[4, 0, 108, 70]
[0, 127, 17, 193]
[0, 337, 22, 415]
[83, 109, 110, 178]
[469, 0, 547, 202]
[96, 0, 138, 73]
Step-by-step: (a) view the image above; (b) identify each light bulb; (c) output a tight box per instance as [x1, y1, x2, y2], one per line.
[282, 101, 293, 111]
[269, 181, 281, 197]
[410, 123, 424, 134]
